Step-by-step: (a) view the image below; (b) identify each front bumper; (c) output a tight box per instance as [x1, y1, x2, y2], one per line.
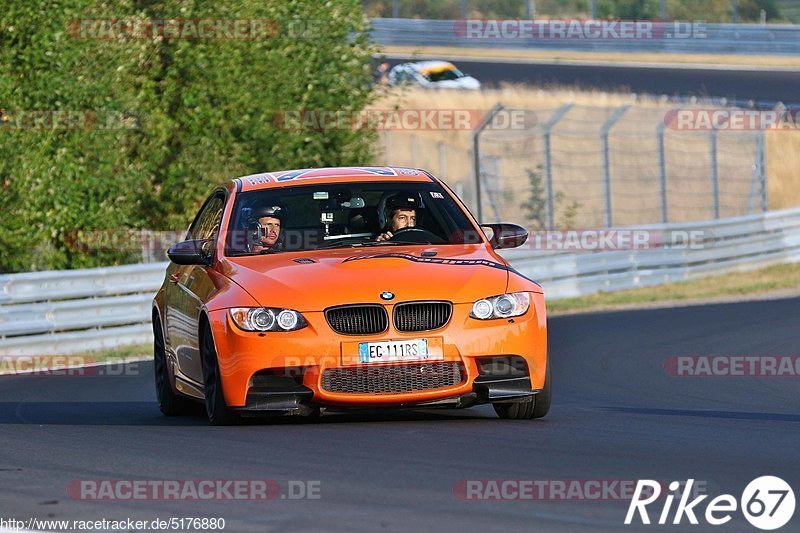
[208, 293, 547, 409]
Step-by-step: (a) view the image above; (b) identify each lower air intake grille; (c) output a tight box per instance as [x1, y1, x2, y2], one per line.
[321, 362, 465, 394]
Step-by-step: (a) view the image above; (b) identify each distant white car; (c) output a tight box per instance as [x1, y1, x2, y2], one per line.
[388, 61, 480, 90]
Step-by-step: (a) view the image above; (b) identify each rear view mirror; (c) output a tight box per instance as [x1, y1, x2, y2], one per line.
[167, 239, 213, 265]
[480, 224, 528, 250]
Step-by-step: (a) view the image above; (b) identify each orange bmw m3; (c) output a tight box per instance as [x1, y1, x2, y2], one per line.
[152, 167, 549, 425]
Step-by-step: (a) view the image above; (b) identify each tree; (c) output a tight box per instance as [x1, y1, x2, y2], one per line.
[0, 0, 377, 272]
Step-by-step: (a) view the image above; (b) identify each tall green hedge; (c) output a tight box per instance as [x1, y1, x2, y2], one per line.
[0, 0, 377, 272]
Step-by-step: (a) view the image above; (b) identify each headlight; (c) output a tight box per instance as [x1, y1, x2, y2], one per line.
[470, 292, 530, 320]
[229, 307, 307, 332]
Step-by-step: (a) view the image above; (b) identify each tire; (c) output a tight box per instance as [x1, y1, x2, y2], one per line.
[153, 318, 197, 416]
[493, 357, 551, 420]
[200, 321, 240, 426]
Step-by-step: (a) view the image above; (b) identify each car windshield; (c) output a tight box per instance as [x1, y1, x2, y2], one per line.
[424, 68, 464, 83]
[225, 181, 481, 256]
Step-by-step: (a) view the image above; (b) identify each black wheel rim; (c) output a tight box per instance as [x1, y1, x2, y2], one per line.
[153, 325, 168, 406]
[201, 329, 219, 419]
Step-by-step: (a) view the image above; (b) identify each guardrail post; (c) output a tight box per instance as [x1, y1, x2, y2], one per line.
[601, 105, 630, 227]
[542, 104, 574, 230]
[472, 103, 504, 223]
[710, 128, 720, 219]
[657, 121, 668, 223]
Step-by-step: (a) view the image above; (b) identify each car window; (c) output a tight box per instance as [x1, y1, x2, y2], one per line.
[188, 194, 225, 242]
[425, 68, 464, 83]
[225, 181, 480, 256]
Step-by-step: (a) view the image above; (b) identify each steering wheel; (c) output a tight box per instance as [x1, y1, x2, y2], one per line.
[389, 227, 447, 244]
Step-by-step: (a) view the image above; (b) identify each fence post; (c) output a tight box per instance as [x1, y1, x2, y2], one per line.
[541, 103, 574, 230]
[525, 0, 534, 18]
[657, 121, 668, 223]
[589, 0, 597, 19]
[600, 105, 630, 228]
[438, 141, 446, 179]
[660, 0, 667, 20]
[384, 130, 392, 164]
[393, 0, 399, 18]
[710, 129, 720, 219]
[472, 103, 504, 223]
[410, 134, 418, 167]
[758, 130, 768, 211]
[460, 0, 467, 18]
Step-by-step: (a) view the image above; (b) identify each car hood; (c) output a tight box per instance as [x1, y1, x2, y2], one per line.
[220, 245, 510, 311]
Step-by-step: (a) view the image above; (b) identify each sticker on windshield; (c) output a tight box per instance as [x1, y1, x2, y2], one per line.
[430, 192, 444, 199]
[313, 192, 329, 200]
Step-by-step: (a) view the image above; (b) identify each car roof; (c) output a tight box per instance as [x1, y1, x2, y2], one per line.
[233, 166, 435, 192]
[401, 61, 457, 75]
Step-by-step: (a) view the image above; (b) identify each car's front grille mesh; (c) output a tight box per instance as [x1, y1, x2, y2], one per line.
[325, 305, 388, 335]
[321, 362, 465, 394]
[394, 301, 452, 332]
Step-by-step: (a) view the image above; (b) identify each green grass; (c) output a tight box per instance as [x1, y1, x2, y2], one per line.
[70, 343, 152, 364]
[548, 262, 800, 314]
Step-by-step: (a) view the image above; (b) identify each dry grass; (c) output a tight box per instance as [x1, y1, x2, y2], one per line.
[766, 129, 800, 210]
[547, 262, 800, 314]
[383, 45, 800, 68]
[370, 86, 800, 225]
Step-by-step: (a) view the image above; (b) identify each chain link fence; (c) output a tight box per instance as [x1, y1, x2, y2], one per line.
[364, 0, 785, 23]
[379, 102, 768, 229]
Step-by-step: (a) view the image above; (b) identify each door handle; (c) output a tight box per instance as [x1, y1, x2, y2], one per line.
[169, 273, 180, 284]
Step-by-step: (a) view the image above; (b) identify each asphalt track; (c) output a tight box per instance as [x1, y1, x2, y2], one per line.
[1, 296, 798, 532]
[385, 57, 800, 105]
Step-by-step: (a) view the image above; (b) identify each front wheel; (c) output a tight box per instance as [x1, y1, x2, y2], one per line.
[493, 357, 551, 420]
[201, 322, 240, 426]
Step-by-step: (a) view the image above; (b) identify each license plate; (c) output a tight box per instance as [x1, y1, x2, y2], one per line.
[358, 339, 439, 364]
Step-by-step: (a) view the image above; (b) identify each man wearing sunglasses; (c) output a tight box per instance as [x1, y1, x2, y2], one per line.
[251, 205, 283, 253]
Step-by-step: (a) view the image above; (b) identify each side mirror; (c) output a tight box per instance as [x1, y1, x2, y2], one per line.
[481, 224, 528, 250]
[167, 239, 213, 266]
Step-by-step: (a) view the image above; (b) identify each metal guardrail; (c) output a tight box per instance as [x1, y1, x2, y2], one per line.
[371, 19, 800, 56]
[1, 207, 799, 355]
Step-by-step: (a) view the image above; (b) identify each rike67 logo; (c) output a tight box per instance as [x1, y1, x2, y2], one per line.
[626, 477, 795, 530]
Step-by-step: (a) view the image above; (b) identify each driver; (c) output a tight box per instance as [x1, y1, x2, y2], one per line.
[376, 194, 418, 242]
[251, 205, 283, 253]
